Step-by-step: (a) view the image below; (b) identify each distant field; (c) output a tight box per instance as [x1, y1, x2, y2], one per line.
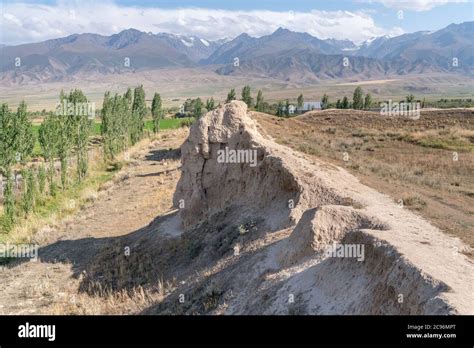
[336, 79, 399, 86]
[1, 69, 473, 111]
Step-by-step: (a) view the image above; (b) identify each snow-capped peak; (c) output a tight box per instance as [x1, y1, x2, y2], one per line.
[364, 36, 378, 46]
[181, 38, 194, 47]
[359, 34, 390, 48]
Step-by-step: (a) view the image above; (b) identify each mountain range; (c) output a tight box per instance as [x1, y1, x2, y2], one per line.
[1, 22, 472, 84]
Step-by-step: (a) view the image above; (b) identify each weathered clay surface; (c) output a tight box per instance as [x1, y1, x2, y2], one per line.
[174, 101, 344, 229]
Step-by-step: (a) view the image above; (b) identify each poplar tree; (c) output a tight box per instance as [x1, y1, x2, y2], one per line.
[131, 85, 146, 145]
[276, 101, 285, 117]
[15, 101, 35, 161]
[124, 88, 133, 106]
[255, 90, 264, 112]
[0, 102, 35, 229]
[297, 94, 304, 109]
[285, 100, 291, 117]
[226, 88, 236, 103]
[364, 93, 372, 109]
[67, 89, 92, 182]
[102, 89, 133, 160]
[206, 98, 215, 111]
[101, 91, 117, 159]
[353, 87, 364, 110]
[37, 165, 46, 196]
[21, 168, 37, 215]
[241, 85, 252, 107]
[151, 93, 163, 133]
[342, 96, 349, 109]
[39, 113, 59, 196]
[56, 92, 74, 188]
[0, 104, 17, 229]
[117, 93, 130, 151]
[322, 94, 329, 110]
[194, 98, 203, 118]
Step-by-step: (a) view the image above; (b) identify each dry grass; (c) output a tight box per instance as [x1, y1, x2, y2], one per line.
[404, 127, 474, 152]
[47, 281, 174, 315]
[34, 270, 173, 315]
[252, 109, 474, 248]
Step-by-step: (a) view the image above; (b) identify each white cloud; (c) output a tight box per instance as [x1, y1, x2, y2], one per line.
[0, 1, 403, 45]
[363, 0, 468, 11]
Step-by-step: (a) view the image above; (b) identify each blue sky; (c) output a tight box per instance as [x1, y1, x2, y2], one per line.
[1, 0, 473, 45]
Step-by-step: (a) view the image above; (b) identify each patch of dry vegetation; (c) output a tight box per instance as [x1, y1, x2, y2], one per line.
[252, 109, 474, 248]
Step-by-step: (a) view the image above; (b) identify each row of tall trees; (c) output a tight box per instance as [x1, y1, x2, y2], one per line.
[0, 89, 106, 232]
[101, 86, 165, 160]
[226, 85, 267, 112]
[1, 86, 167, 232]
[222, 85, 379, 113]
[1, 90, 93, 231]
[101, 91, 130, 160]
[333, 87, 372, 110]
[39, 89, 93, 188]
[224, 85, 270, 114]
[0, 102, 36, 230]
[180, 97, 215, 118]
[224, 85, 301, 117]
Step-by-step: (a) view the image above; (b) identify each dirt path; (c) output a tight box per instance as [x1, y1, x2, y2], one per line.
[0, 130, 186, 314]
